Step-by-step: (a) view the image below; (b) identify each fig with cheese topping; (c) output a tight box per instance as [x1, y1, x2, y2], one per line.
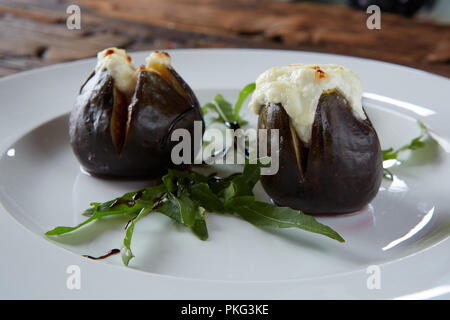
[69, 48, 203, 178]
[250, 64, 383, 214]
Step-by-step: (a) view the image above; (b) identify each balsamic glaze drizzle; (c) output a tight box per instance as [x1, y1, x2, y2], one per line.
[83, 248, 121, 260]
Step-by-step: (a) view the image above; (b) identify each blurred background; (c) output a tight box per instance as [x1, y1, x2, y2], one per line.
[0, 0, 449, 77]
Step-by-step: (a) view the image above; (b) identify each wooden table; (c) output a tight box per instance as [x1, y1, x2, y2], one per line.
[0, 0, 449, 77]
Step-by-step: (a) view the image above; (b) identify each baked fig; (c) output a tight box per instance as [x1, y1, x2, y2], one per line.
[249, 64, 383, 214]
[69, 48, 203, 178]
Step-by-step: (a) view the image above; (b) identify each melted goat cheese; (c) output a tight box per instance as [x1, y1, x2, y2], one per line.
[94, 49, 174, 95]
[145, 51, 172, 67]
[248, 64, 365, 144]
[95, 48, 137, 94]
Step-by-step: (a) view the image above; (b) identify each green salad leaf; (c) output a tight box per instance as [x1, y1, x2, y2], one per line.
[122, 207, 151, 266]
[226, 196, 345, 243]
[224, 159, 262, 200]
[189, 182, 225, 213]
[201, 83, 255, 128]
[382, 120, 436, 180]
[46, 161, 344, 266]
[382, 120, 429, 161]
[234, 82, 256, 124]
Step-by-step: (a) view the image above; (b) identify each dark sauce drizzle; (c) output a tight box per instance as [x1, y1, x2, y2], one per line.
[83, 248, 121, 260]
[109, 189, 146, 209]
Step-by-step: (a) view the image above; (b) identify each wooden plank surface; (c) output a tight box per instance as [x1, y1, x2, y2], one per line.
[0, 0, 449, 77]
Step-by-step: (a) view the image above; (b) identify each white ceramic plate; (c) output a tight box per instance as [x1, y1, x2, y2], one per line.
[0, 49, 449, 299]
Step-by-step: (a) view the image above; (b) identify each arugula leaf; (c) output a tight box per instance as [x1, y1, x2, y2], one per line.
[82, 185, 166, 217]
[382, 120, 436, 179]
[190, 214, 209, 241]
[234, 83, 256, 121]
[382, 120, 430, 161]
[164, 169, 209, 187]
[223, 160, 264, 201]
[189, 182, 225, 213]
[162, 170, 209, 227]
[160, 169, 211, 240]
[121, 208, 151, 266]
[213, 94, 236, 123]
[156, 197, 182, 223]
[46, 160, 344, 265]
[156, 197, 208, 240]
[172, 192, 200, 227]
[119, 171, 211, 265]
[226, 196, 345, 243]
[45, 184, 166, 236]
[201, 102, 216, 117]
[217, 160, 344, 243]
[45, 204, 134, 236]
[201, 83, 255, 128]
[206, 173, 238, 195]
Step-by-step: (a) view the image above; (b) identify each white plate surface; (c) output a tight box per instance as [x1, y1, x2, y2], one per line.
[0, 49, 449, 299]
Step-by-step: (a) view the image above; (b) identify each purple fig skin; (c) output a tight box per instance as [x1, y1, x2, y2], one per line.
[259, 91, 383, 215]
[69, 66, 203, 179]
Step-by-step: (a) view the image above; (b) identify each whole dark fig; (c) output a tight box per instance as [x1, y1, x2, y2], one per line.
[258, 90, 383, 214]
[69, 48, 203, 178]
